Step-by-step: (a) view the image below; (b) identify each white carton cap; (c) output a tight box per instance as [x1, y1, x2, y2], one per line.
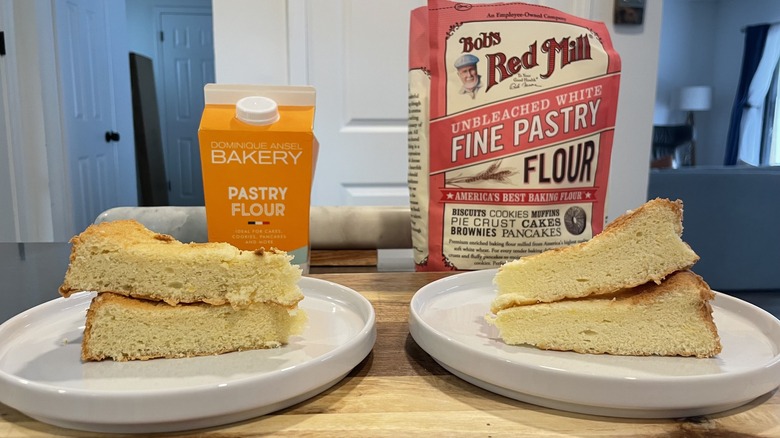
[235, 96, 280, 125]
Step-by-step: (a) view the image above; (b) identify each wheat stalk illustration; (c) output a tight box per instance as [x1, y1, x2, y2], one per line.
[445, 160, 518, 187]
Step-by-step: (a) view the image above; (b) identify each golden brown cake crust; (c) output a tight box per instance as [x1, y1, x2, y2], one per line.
[505, 198, 687, 268]
[491, 198, 699, 311]
[59, 220, 303, 307]
[605, 198, 684, 237]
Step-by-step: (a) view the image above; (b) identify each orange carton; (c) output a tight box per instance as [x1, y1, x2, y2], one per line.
[198, 84, 317, 271]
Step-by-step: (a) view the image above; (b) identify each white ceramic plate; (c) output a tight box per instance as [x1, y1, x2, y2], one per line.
[0, 277, 375, 433]
[409, 269, 780, 418]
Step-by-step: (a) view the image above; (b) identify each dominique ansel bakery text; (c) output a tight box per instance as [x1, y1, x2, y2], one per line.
[209, 141, 302, 165]
[450, 32, 597, 184]
[210, 141, 301, 218]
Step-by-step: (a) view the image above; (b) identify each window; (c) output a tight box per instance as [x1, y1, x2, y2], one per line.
[768, 60, 780, 165]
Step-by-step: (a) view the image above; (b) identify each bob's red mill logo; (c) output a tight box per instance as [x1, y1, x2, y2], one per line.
[459, 32, 592, 92]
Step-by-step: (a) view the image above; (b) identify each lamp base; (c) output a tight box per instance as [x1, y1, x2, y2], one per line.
[685, 111, 696, 166]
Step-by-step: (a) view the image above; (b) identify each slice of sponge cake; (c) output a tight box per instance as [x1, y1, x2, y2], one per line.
[488, 270, 721, 358]
[59, 220, 303, 308]
[82, 292, 307, 361]
[492, 198, 698, 313]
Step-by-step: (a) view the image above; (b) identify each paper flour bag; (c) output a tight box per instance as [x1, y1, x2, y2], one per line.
[408, 0, 621, 271]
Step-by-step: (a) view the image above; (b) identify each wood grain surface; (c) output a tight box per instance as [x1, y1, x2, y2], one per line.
[1, 272, 779, 437]
[310, 249, 378, 267]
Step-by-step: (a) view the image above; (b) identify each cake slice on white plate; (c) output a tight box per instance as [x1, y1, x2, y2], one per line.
[59, 219, 308, 362]
[492, 198, 699, 312]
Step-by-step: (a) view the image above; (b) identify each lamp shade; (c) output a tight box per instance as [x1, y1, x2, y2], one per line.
[679, 86, 712, 111]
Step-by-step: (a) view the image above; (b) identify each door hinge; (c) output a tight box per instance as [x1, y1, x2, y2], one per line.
[159, 31, 164, 42]
[0, 32, 6, 56]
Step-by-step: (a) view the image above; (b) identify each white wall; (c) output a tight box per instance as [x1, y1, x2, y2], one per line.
[600, 1, 663, 221]
[0, 1, 19, 241]
[0, 0, 58, 242]
[212, 0, 289, 84]
[654, 0, 717, 126]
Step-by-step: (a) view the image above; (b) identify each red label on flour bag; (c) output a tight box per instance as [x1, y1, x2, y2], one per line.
[408, 0, 621, 271]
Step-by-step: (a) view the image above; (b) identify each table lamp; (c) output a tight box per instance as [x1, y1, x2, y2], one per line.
[680, 86, 712, 125]
[679, 85, 712, 165]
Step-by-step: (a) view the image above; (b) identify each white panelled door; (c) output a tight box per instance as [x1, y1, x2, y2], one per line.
[282, 0, 596, 207]
[53, 0, 137, 234]
[158, 10, 215, 206]
[297, 1, 426, 206]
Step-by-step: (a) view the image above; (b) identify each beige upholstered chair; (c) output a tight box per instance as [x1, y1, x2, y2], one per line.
[95, 205, 412, 249]
[95, 206, 208, 244]
[95, 205, 414, 271]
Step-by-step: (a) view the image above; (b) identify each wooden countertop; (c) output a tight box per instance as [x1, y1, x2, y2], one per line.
[2, 271, 779, 437]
